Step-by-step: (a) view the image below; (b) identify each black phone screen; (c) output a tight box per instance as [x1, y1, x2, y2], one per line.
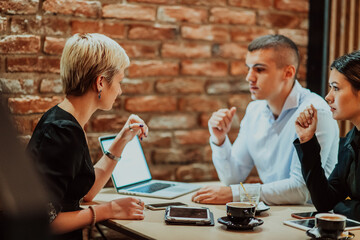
[292, 212, 319, 218]
[148, 202, 186, 208]
[169, 208, 208, 218]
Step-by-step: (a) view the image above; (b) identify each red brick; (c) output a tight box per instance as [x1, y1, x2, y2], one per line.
[298, 46, 307, 65]
[12, 116, 34, 134]
[179, 0, 226, 6]
[0, 78, 35, 94]
[128, 0, 177, 3]
[175, 163, 218, 181]
[72, 20, 125, 39]
[155, 78, 205, 94]
[0, 17, 7, 33]
[179, 96, 224, 112]
[200, 112, 211, 128]
[103, 4, 156, 21]
[39, 79, 63, 93]
[11, 17, 69, 36]
[0, 0, 39, 14]
[258, 11, 302, 28]
[206, 81, 249, 94]
[228, 94, 253, 111]
[0, 35, 40, 54]
[141, 131, 172, 148]
[275, 0, 309, 13]
[204, 145, 212, 162]
[8, 96, 63, 114]
[153, 149, 185, 164]
[153, 149, 202, 164]
[182, 25, 229, 42]
[91, 114, 129, 132]
[231, 60, 248, 76]
[229, 0, 273, 9]
[175, 129, 210, 145]
[297, 63, 307, 81]
[181, 60, 228, 77]
[231, 26, 275, 42]
[43, 37, 66, 55]
[43, 0, 101, 18]
[278, 28, 308, 46]
[7, 57, 60, 73]
[158, 6, 207, 23]
[121, 78, 153, 95]
[148, 114, 197, 129]
[120, 42, 158, 59]
[162, 42, 211, 58]
[128, 60, 179, 78]
[128, 24, 177, 40]
[213, 43, 247, 59]
[210, 7, 256, 25]
[149, 165, 174, 181]
[125, 96, 177, 112]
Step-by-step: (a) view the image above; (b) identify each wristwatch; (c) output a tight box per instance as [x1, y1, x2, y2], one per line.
[104, 151, 121, 162]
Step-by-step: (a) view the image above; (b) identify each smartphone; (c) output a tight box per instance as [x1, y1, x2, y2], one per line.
[291, 212, 320, 219]
[164, 206, 211, 224]
[284, 218, 360, 231]
[145, 202, 187, 210]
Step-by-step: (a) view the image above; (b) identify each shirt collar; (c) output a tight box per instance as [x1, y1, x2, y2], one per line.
[264, 80, 302, 121]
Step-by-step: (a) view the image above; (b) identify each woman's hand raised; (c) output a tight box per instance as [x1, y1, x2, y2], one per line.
[295, 104, 318, 143]
[109, 114, 148, 157]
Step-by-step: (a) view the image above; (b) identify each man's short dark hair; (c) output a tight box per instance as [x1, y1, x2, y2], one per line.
[248, 34, 300, 78]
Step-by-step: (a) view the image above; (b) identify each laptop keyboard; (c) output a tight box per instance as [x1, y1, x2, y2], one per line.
[129, 183, 174, 193]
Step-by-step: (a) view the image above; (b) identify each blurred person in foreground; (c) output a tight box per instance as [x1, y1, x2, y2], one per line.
[294, 50, 360, 220]
[192, 34, 339, 205]
[26, 33, 148, 240]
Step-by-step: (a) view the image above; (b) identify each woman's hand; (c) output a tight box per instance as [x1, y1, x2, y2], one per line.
[295, 104, 317, 143]
[109, 114, 149, 156]
[107, 197, 145, 220]
[120, 114, 148, 142]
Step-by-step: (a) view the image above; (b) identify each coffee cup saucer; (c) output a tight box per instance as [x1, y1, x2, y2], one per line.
[306, 227, 355, 240]
[256, 201, 270, 215]
[217, 216, 264, 230]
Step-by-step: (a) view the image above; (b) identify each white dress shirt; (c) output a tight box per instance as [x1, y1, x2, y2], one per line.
[210, 81, 339, 205]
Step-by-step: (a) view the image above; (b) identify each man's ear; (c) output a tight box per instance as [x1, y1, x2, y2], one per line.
[284, 65, 296, 81]
[95, 76, 104, 92]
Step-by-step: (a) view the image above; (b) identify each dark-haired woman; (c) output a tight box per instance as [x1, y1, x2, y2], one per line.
[294, 50, 360, 220]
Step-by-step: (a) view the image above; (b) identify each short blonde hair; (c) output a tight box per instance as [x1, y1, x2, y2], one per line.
[60, 33, 130, 96]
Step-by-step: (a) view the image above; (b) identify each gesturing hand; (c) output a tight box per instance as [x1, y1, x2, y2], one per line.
[117, 114, 149, 143]
[295, 104, 317, 143]
[208, 107, 236, 146]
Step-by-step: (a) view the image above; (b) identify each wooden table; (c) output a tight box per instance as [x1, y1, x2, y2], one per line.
[92, 186, 360, 240]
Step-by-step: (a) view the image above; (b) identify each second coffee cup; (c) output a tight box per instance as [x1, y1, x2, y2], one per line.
[315, 213, 346, 238]
[226, 202, 256, 224]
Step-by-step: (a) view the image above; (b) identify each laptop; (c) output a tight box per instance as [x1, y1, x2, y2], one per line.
[98, 135, 201, 199]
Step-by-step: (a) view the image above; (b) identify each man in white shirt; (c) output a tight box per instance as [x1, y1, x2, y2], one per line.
[192, 35, 339, 205]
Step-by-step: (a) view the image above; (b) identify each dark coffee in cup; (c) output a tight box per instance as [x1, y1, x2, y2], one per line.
[226, 202, 256, 224]
[315, 213, 346, 238]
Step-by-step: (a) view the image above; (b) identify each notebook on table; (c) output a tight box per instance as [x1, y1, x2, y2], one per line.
[98, 135, 201, 199]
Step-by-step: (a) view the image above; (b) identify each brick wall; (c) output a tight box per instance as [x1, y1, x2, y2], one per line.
[0, 0, 309, 182]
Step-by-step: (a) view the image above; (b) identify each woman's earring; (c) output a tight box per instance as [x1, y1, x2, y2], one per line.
[98, 90, 102, 99]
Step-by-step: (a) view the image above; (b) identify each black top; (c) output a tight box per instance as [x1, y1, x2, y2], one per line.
[294, 127, 360, 221]
[26, 105, 95, 240]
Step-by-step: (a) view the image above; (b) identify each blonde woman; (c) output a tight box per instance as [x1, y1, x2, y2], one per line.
[26, 33, 148, 239]
[294, 50, 360, 220]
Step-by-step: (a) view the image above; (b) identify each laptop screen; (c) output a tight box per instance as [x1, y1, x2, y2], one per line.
[99, 135, 152, 189]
